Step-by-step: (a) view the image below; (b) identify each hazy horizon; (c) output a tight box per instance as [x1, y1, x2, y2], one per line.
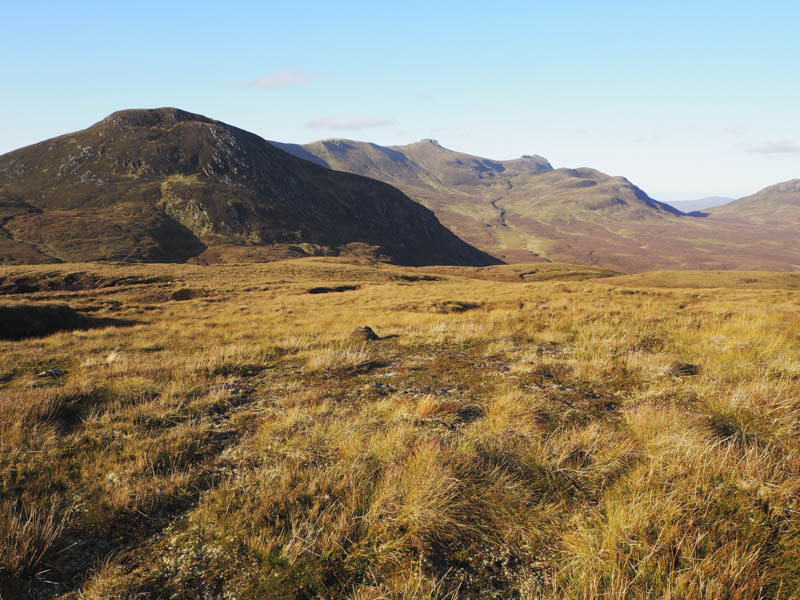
[2, 0, 798, 201]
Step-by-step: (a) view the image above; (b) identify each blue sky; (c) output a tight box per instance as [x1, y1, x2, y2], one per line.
[2, 1, 798, 200]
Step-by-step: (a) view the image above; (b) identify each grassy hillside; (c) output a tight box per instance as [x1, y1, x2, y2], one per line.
[282, 139, 800, 272]
[711, 179, 800, 226]
[0, 108, 498, 267]
[2, 260, 800, 598]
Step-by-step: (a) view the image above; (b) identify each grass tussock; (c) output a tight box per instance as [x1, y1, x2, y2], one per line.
[0, 502, 72, 578]
[0, 260, 799, 598]
[306, 342, 373, 373]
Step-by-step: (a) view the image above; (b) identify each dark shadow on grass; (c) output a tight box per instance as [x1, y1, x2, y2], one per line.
[0, 304, 141, 340]
[308, 285, 359, 294]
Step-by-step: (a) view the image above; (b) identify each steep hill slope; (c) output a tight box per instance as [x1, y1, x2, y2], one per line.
[0, 109, 499, 266]
[278, 139, 800, 271]
[273, 139, 561, 262]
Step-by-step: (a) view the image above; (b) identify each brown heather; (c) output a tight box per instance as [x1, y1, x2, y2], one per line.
[1, 259, 799, 599]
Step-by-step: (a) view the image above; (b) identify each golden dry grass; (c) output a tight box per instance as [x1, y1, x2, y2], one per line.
[0, 259, 799, 599]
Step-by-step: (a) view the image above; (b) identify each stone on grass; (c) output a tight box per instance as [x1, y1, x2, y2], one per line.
[36, 368, 64, 378]
[349, 326, 380, 343]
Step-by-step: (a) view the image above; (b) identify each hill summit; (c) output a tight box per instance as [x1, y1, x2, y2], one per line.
[0, 108, 499, 266]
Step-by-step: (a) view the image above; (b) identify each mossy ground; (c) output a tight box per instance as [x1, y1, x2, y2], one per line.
[1, 260, 799, 599]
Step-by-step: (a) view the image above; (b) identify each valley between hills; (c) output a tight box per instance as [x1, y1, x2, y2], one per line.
[1, 108, 800, 599]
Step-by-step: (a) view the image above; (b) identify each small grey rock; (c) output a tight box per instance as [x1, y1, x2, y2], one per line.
[36, 368, 64, 378]
[671, 362, 699, 377]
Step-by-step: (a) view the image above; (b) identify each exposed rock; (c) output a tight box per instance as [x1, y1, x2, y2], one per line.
[671, 362, 699, 377]
[349, 326, 380, 343]
[455, 404, 485, 423]
[36, 368, 64, 378]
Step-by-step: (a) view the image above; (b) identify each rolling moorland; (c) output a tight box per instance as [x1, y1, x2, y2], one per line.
[1, 260, 800, 599]
[276, 138, 800, 271]
[1, 107, 800, 599]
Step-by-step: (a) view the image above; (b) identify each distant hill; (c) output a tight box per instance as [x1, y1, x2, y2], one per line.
[710, 180, 800, 226]
[277, 138, 800, 271]
[663, 196, 735, 213]
[0, 108, 499, 266]
[275, 138, 690, 268]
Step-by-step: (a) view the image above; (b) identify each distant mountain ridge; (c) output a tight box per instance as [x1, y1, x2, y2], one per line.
[273, 138, 685, 266]
[274, 138, 553, 191]
[663, 196, 735, 213]
[276, 138, 800, 272]
[0, 108, 499, 266]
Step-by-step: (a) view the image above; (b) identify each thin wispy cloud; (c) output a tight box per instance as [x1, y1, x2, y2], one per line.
[743, 139, 800, 155]
[306, 117, 394, 130]
[236, 70, 321, 89]
[722, 125, 747, 136]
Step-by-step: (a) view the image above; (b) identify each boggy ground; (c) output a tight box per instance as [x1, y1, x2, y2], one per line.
[1, 259, 799, 599]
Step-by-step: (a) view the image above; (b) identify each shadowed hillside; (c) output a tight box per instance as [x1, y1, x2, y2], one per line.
[0, 109, 499, 267]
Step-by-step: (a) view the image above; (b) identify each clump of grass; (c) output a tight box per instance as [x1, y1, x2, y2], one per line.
[705, 379, 800, 446]
[0, 501, 72, 578]
[365, 441, 468, 553]
[348, 568, 459, 600]
[106, 349, 124, 365]
[557, 404, 800, 598]
[306, 343, 373, 373]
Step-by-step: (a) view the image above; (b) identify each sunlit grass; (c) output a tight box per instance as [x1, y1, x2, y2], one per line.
[0, 259, 799, 598]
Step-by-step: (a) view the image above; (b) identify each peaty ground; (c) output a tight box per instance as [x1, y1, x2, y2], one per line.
[1, 259, 799, 599]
